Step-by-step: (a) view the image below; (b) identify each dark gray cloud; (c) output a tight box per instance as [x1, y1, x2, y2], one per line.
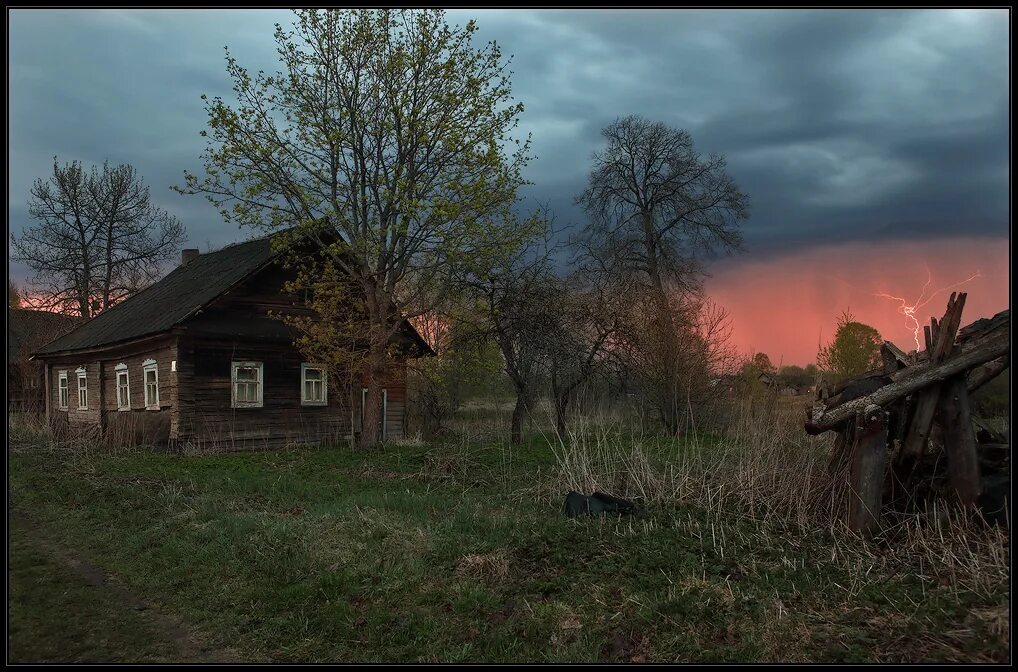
[8, 8, 1009, 283]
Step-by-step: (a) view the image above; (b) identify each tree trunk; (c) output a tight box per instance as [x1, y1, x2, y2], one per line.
[641, 210, 683, 434]
[554, 391, 569, 439]
[511, 388, 530, 445]
[360, 341, 387, 449]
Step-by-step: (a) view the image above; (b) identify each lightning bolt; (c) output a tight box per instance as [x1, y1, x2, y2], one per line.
[875, 268, 982, 352]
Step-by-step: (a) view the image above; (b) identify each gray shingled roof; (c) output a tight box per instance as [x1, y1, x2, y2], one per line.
[32, 232, 434, 358]
[33, 235, 278, 355]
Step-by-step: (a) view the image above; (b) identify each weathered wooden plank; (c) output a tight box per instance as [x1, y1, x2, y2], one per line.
[881, 341, 910, 374]
[938, 376, 981, 507]
[806, 325, 1009, 434]
[898, 293, 966, 461]
[847, 408, 888, 533]
[967, 355, 1008, 394]
[827, 422, 853, 477]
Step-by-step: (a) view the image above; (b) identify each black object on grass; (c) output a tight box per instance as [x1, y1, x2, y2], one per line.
[563, 491, 636, 517]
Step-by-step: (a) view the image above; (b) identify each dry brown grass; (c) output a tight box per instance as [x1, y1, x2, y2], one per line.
[523, 390, 1009, 612]
[454, 551, 511, 583]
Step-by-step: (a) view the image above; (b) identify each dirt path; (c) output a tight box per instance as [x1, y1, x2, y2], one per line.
[9, 509, 242, 664]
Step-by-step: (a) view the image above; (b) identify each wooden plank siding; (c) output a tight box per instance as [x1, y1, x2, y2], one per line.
[45, 337, 177, 444]
[175, 335, 355, 451]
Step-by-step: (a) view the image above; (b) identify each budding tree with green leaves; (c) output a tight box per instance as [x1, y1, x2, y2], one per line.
[178, 9, 535, 447]
[817, 310, 882, 381]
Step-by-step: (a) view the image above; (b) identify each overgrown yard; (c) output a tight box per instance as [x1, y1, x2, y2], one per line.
[8, 412, 1009, 663]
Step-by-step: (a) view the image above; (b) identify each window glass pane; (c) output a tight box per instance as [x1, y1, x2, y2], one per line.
[305, 368, 321, 381]
[237, 367, 257, 381]
[146, 369, 157, 383]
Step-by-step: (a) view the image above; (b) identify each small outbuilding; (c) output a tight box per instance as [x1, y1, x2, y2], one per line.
[8, 308, 81, 412]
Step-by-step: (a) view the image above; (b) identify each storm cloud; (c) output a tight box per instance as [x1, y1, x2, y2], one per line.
[8, 9, 1010, 358]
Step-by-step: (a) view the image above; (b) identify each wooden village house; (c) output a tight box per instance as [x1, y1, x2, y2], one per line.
[31, 233, 432, 450]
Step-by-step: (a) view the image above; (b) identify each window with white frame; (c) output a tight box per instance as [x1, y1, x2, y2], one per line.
[143, 359, 160, 410]
[232, 361, 263, 408]
[76, 367, 88, 409]
[57, 371, 69, 409]
[115, 363, 131, 411]
[301, 364, 327, 406]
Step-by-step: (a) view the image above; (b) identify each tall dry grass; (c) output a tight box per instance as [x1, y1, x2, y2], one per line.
[518, 391, 1008, 600]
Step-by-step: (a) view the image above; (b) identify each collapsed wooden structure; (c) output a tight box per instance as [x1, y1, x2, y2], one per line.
[805, 293, 1010, 532]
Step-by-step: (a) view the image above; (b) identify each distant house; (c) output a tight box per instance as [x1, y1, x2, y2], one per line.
[8, 308, 81, 412]
[32, 233, 432, 450]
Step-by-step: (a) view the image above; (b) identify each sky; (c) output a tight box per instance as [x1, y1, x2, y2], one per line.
[7, 8, 1010, 364]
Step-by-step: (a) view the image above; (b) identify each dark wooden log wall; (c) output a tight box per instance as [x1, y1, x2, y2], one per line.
[175, 335, 356, 451]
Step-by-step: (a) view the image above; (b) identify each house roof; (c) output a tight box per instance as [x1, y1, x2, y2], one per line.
[33, 235, 279, 356]
[32, 231, 434, 358]
[9, 308, 81, 361]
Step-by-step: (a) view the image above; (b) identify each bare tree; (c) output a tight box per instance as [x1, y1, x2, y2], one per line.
[12, 158, 186, 318]
[576, 115, 748, 433]
[450, 211, 560, 444]
[179, 9, 534, 447]
[545, 264, 627, 438]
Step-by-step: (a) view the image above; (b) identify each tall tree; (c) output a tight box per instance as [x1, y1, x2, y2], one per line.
[12, 159, 186, 318]
[817, 310, 882, 381]
[577, 115, 748, 433]
[455, 213, 558, 445]
[545, 255, 629, 438]
[179, 9, 533, 447]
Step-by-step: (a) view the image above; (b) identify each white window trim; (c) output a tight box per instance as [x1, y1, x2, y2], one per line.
[76, 367, 88, 410]
[231, 361, 264, 409]
[361, 387, 388, 441]
[300, 363, 328, 406]
[115, 363, 131, 411]
[143, 360, 160, 410]
[57, 370, 69, 410]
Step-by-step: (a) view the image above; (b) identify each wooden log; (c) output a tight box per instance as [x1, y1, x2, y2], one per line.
[805, 325, 1009, 434]
[847, 407, 888, 533]
[827, 421, 853, 477]
[881, 341, 910, 374]
[967, 355, 1008, 394]
[897, 294, 967, 461]
[938, 376, 981, 507]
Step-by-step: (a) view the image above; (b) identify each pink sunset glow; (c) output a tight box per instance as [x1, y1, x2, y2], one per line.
[706, 236, 1010, 367]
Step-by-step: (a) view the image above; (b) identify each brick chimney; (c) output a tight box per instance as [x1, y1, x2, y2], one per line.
[181, 249, 200, 266]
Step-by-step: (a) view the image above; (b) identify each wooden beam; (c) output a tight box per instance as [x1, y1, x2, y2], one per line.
[897, 293, 966, 462]
[806, 325, 1009, 434]
[847, 408, 888, 533]
[881, 341, 910, 374]
[967, 355, 1008, 394]
[938, 376, 981, 507]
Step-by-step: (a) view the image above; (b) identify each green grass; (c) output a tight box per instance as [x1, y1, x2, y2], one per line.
[7, 425, 1009, 663]
[8, 513, 219, 663]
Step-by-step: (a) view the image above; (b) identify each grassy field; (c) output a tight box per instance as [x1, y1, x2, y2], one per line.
[7, 407, 1010, 663]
